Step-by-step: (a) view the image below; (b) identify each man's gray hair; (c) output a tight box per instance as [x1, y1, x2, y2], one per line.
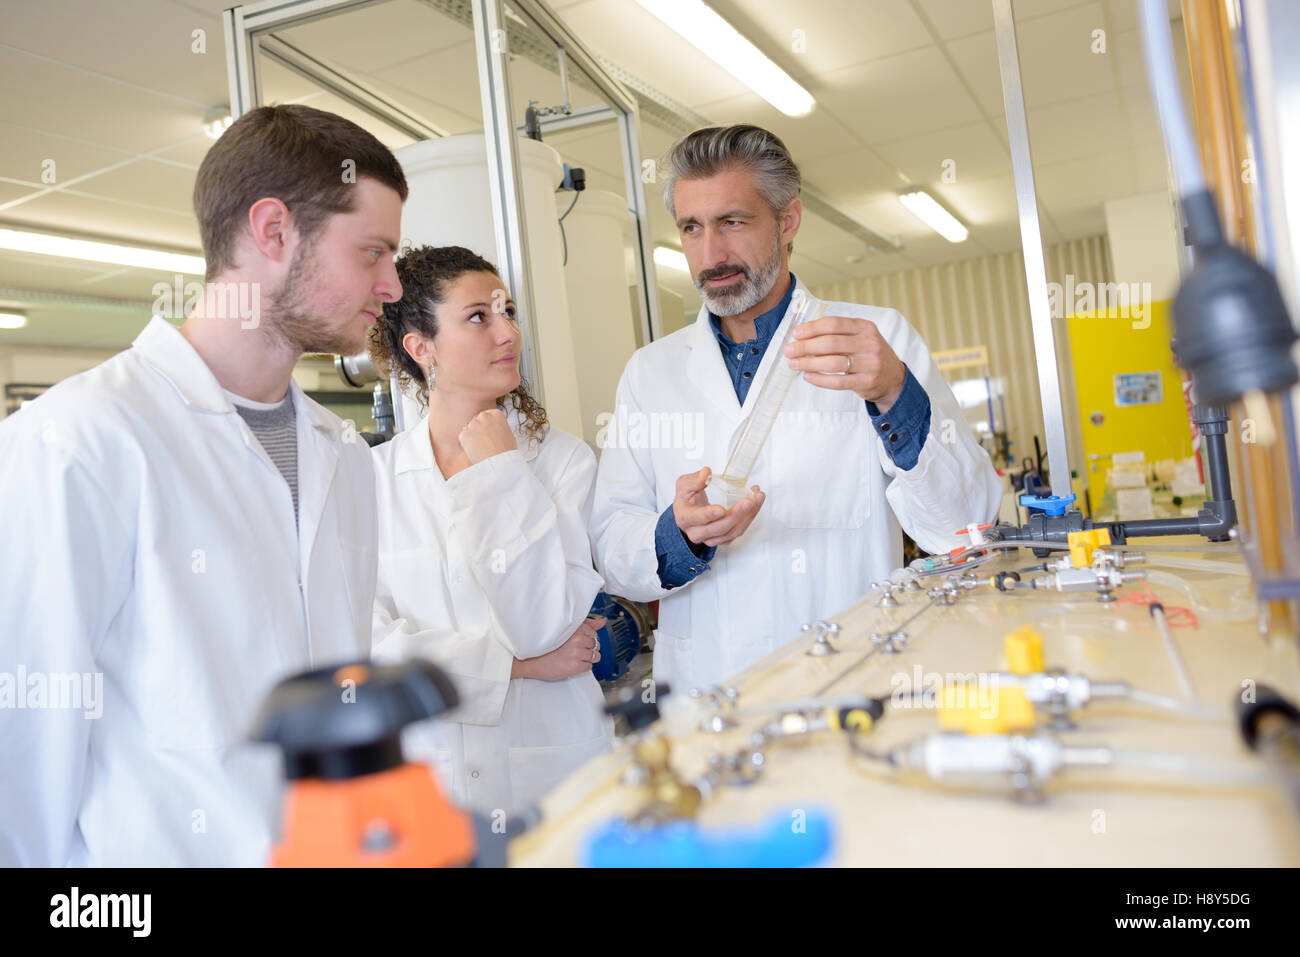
[660, 125, 801, 252]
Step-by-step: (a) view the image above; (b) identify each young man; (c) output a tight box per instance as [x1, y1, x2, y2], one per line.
[0, 105, 406, 866]
[591, 124, 1001, 692]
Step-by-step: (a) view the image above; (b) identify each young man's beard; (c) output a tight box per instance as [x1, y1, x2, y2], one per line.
[695, 228, 784, 317]
[264, 239, 364, 356]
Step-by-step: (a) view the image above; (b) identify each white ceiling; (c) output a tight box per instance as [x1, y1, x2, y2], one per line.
[0, 0, 1188, 347]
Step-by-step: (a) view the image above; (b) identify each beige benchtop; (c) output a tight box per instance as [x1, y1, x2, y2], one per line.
[511, 538, 1300, 866]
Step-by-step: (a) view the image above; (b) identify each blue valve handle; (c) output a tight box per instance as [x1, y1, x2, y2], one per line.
[1019, 492, 1076, 516]
[582, 808, 834, 868]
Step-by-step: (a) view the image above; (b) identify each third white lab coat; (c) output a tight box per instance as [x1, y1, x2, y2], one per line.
[591, 277, 1002, 691]
[370, 414, 611, 817]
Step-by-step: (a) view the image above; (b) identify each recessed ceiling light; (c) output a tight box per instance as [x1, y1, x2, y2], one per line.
[0, 312, 28, 330]
[633, 0, 815, 117]
[0, 227, 205, 275]
[898, 190, 968, 243]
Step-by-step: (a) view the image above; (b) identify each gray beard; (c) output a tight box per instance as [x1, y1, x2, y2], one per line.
[696, 231, 784, 317]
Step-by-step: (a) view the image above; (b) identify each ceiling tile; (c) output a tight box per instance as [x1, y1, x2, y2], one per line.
[369, 42, 484, 130]
[933, 172, 1019, 227]
[691, 89, 865, 163]
[1007, 3, 1116, 108]
[0, 123, 138, 190]
[873, 121, 1011, 187]
[274, 0, 474, 74]
[57, 158, 199, 217]
[1025, 91, 1128, 166]
[555, 0, 749, 108]
[799, 146, 905, 197]
[2, 0, 226, 107]
[1035, 151, 1137, 220]
[708, 0, 934, 74]
[0, 190, 199, 252]
[819, 46, 984, 143]
[0, 50, 206, 153]
[945, 30, 1005, 117]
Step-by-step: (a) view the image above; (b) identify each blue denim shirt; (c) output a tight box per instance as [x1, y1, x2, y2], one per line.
[655, 275, 932, 588]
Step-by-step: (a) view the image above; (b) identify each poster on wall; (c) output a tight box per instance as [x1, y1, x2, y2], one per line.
[1114, 372, 1163, 407]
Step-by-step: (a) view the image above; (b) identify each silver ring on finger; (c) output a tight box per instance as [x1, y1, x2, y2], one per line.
[591, 643, 599, 662]
[845, 355, 852, 374]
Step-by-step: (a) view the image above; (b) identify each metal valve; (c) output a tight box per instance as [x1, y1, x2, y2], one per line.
[803, 620, 840, 657]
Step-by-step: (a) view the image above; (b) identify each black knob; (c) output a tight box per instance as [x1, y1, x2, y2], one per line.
[1236, 684, 1300, 751]
[251, 659, 459, 780]
[603, 682, 668, 731]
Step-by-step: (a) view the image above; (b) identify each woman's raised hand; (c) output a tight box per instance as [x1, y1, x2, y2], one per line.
[458, 408, 517, 463]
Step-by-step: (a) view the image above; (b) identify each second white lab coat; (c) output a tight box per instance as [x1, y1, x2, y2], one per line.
[370, 414, 611, 817]
[0, 317, 376, 866]
[591, 277, 1002, 692]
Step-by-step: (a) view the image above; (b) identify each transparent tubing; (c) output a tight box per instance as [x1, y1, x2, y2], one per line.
[708, 290, 828, 508]
[1144, 569, 1257, 622]
[1146, 555, 1251, 576]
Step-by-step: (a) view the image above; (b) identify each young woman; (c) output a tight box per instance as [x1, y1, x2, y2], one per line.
[368, 245, 611, 818]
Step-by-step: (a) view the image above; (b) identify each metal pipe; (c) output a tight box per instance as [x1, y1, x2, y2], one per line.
[1150, 603, 1197, 702]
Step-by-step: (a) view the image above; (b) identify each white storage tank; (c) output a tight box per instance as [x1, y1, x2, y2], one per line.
[556, 187, 641, 447]
[393, 133, 583, 437]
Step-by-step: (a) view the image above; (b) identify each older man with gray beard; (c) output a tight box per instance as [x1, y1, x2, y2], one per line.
[590, 124, 1001, 692]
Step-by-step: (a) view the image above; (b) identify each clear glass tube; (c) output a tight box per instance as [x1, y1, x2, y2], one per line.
[708, 290, 827, 508]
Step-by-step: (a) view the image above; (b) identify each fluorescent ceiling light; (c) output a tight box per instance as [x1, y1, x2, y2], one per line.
[0, 227, 205, 275]
[0, 312, 28, 330]
[653, 245, 690, 272]
[632, 0, 815, 117]
[898, 190, 968, 243]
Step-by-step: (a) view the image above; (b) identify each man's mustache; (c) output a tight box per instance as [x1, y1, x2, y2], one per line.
[697, 265, 749, 284]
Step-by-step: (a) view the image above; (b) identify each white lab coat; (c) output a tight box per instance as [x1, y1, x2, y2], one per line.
[369, 414, 611, 818]
[591, 277, 1002, 691]
[0, 317, 376, 867]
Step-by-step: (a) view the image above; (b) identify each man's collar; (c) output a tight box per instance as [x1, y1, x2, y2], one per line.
[707, 272, 797, 346]
[132, 316, 329, 431]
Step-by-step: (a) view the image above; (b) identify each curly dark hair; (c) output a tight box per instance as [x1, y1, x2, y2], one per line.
[369, 245, 548, 444]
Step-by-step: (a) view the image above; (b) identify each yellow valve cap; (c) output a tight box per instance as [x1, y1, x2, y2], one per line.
[1004, 626, 1045, 675]
[1067, 527, 1111, 567]
[937, 684, 1036, 734]
[829, 707, 875, 734]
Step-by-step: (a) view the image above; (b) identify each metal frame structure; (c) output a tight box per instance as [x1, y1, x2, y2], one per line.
[222, 0, 665, 403]
[470, 0, 546, 396]
[991, 0, 1074, 500]
[506, 0, 662, 345]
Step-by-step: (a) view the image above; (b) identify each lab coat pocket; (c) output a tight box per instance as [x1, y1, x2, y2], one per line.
[767, 410, 871, 529]
[508, 732, 611, 811]
[402, 722, 461, 804]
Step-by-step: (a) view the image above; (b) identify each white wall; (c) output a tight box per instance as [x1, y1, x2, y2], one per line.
[0, 344, 123, 413]
[1104, 192, 1184, 299]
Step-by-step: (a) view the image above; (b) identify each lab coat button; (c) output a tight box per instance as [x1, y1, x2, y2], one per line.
[456, 574, 465, 584]
[471, 770, 480, 779]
